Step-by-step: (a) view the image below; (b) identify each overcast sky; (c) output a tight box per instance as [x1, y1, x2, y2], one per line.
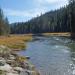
[0, 0, 68, 23]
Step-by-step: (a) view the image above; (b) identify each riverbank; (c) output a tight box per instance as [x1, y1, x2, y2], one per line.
[0, 34, 32, 50]
[0, 33, 72, 50]
[0, 33, 71, 50]
[0, 33, 73, 75]
[0, 34, 40, 75]
[0, 45, 40, 75]
[42, 32, 71, 37]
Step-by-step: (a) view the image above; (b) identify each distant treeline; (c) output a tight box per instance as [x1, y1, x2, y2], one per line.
[0, 0, 75, 35]
[11, 6, 71, 34]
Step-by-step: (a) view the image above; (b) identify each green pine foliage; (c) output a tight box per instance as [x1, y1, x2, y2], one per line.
[0, 8, 10, 35]
[1, 0, 75, 35]
[11, 5, 72, 34]
[69, 0, 75, 32]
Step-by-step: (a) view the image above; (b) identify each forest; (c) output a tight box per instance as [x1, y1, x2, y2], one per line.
[0, 0, 75, 35]
[0, 8, 10, 35]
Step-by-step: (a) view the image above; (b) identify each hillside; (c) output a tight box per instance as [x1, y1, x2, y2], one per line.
[10, 0, 75, 35]
[11, 6, 71, 34]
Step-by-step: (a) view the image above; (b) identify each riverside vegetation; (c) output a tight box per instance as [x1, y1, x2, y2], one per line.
[0, 35, 32, 50]
[0, 45, 40, 75]
[0, 35, 40, 75]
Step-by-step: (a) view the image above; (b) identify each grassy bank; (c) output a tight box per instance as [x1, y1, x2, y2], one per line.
[0, 34, 40, 75]
[42, 32, 71, 37]
[0, 34, 32, 50]
[0, 33, 71, 50]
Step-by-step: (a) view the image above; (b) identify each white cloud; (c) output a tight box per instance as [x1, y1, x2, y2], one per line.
[33, 0, 68, 12]
[34, 0, 68, 4]
[3, 0, 68, 17]
[3, 8, 47, 18]
[35, 0, 57, 4]
[33, 0, 68, 10]
[3, 0, 68, 23]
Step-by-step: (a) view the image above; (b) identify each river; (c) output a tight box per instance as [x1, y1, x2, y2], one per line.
[18, 36, 75, 75]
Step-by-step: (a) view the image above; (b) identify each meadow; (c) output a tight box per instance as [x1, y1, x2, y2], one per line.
[0, 34, 32, 50]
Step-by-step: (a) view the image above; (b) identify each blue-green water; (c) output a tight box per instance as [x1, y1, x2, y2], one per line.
[18, 36, 75, 75]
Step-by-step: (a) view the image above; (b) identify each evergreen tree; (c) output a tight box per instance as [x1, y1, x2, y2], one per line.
[0, 8, 10, 35]
[69, 0, 75, 32]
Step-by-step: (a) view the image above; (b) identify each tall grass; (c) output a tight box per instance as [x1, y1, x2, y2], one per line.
[0, 34, 32, 50]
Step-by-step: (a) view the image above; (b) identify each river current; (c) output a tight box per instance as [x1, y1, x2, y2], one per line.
[18, 36, 75, 75]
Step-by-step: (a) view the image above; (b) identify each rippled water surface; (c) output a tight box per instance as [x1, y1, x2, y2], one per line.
[18, 36, 75, 75]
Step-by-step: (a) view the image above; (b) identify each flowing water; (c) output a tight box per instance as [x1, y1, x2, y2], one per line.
[18, 36, 75, 75]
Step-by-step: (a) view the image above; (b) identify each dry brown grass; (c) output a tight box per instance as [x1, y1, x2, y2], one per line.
[42, 32, 71, 36]
[0, 33, 71, 50]
[0, 34, 32, 50]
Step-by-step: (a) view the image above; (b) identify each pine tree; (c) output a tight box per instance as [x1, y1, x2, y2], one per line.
[0, 8, 10, 35]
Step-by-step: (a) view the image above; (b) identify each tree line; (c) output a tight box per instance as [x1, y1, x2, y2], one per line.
[11, 7, 70, 34]
[69, 0, 75, 32]
[0, 8, 10, 35]
[11, 0, 75, 34]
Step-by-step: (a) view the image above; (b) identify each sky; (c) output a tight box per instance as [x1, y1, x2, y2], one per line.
[0, 0, 68, 23]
